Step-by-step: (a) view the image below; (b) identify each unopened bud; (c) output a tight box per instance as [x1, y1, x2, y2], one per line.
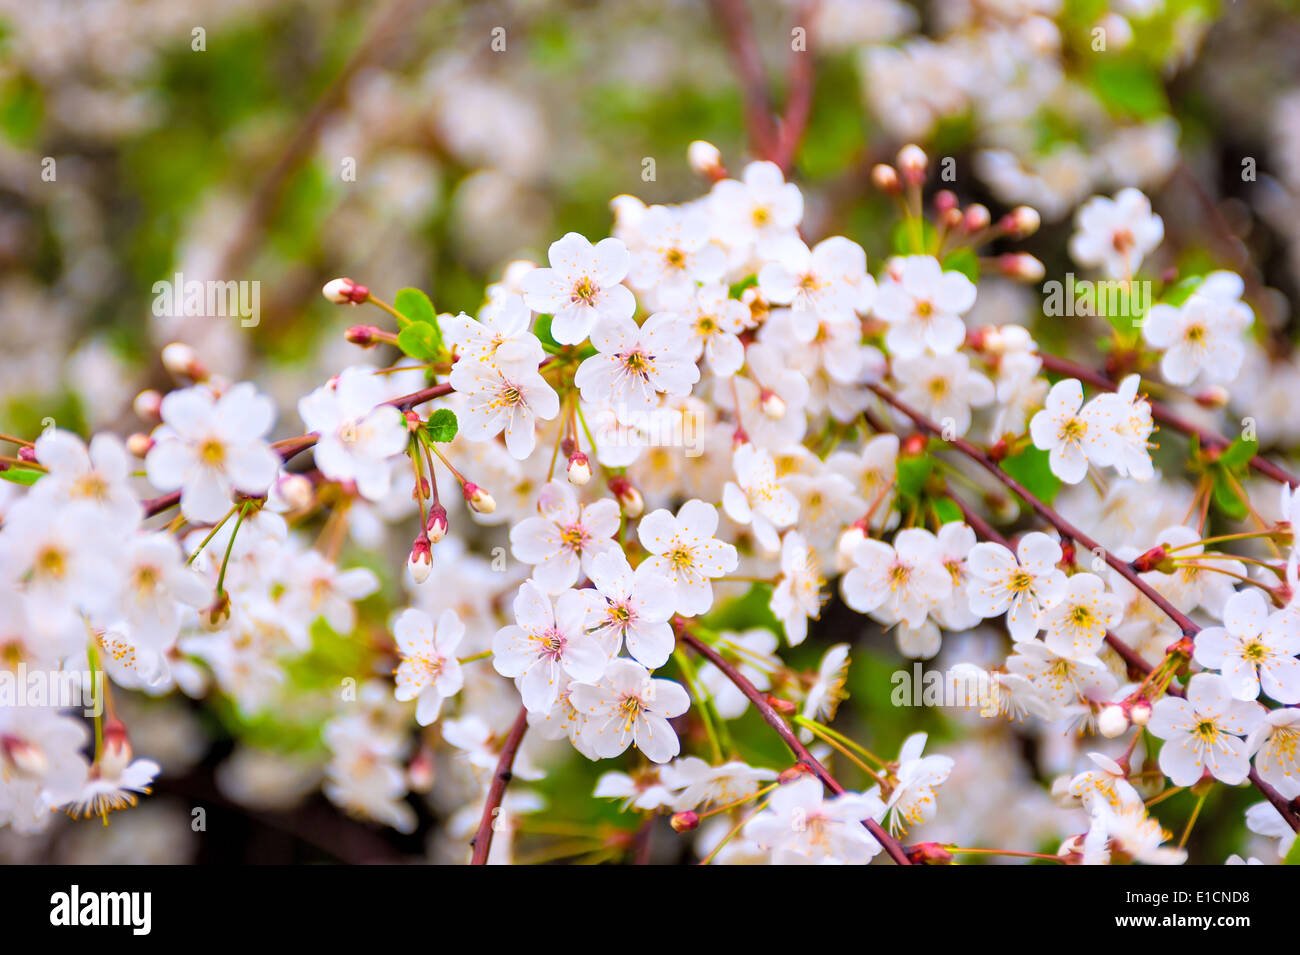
[161, 342, 206, 381]
[764, 694, 797, 715]
[426, 503, 448, 543]
[906, 842, 954, 865]
[998, 253, 1045, 282]
[408, 535, 433, 583]
[870, 163, 900, 194]
[687, 140, 725, 180]
[17, 446, 36, 463]
[1098, 705, 1129, 738]
[567, 451, 592, 486]
[133, 389, 163, 421]
[1128, 699, 1152, 727]
[897, 144, 927, 185]
[1007, 205, 1041, 238]
[1132, 545, 1170, 574]
[934, 190, 958, 214]
[608, 476, 644, 517]
[126, 433, 154, 458]
[901, 433, 928, 457]
[463, 482, 496, 515]
[345, 325, 383, 347]
[1194, 385, 1230, 409]
[670, 810, 700, 833]
[101, 718, 132, 773]
[322, 277, 369, 305]
[759, 390, 786, 419]
[963, 204, 991, 232]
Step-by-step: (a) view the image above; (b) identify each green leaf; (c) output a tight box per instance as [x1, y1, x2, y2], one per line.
[942, 248, 979, 284]
[1090, 56, 1168, 120]
[729, 275, 758, 299]
[396, 322, 442, 360]
[932, 497, 963, 525]
[1218, 436, 1258, 472]
[1210, 473, 1248, 522]
[533, 313, 560, 349]
[394, 287, 436, 327]
[890, 219, 937, 257]
[423, 408, 458, 443]
[0, 467, 42, 486]
[896, 455, 934, 499]
[1001, 446, 1061, 506]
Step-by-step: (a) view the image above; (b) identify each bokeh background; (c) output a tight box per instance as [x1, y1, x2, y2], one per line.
[3, 0, 1300, 863]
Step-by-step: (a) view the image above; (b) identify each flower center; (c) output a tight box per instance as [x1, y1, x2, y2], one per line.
[572, 276, 598, 305]
[199, 438, 226, 465]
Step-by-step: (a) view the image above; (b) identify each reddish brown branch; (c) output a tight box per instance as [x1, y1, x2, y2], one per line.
[1033, 352, 1298, 488]
[710, 0, 778, 162]
[868, 383, 1201, 637]
[945, 496, 1299, 832]
[470, 705, 530, 865]
[678, 628, 913, 865]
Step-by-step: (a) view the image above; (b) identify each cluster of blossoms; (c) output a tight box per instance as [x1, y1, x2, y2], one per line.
[3, 135, 1298, 868]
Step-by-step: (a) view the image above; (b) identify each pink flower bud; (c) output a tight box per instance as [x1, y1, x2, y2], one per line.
[126, 433, 154, 458]
[161, 342, 206, 381]
[408, 535, 433, 583]
[687, 140, 725, 180]
[896, 144, 927, 184]
[322, 277, 369, 305]
[608, 476, 644, 517]
[567, 451, 592, 486]
[463, 482, 496, 514]
[870, 163, 900, 193]
[426, 504, 448, 543]
[133, 389, 163, 421]
[345, 325, 383, 347]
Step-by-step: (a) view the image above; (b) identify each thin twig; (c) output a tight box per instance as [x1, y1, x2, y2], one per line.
[470, 705, 530, 865]
[678, 627, 912, 865]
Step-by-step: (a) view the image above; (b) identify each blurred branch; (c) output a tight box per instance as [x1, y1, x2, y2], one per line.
[678, 625, 913, 865]
[710, 0, 820, 173]
[215, 0, 433, 278]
